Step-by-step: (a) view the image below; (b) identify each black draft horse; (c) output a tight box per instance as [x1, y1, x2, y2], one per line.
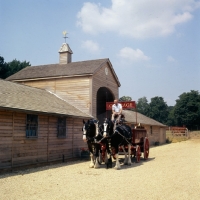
[82, 119, 104, 168]
[102, 118, 132, 169]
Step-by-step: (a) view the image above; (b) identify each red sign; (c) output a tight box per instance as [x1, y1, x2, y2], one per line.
[106, 101, 136, 110]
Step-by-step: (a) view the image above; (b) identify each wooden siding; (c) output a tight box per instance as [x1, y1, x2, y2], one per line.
[20, 76, 91, 115]
[92, 62, 118, 118]
[0, 110, 12, 170]
[159, 128, 166, 144]
[0, 109, 87, 172]
[59, 52, 71, 64]
[55, 77, 90, 115]
[144, 125, 162, 145]
[21, 79, 56, 92]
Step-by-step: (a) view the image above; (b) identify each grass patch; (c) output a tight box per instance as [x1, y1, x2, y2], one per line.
[165, 130, 200, 144]
[166, 130, 188, 143]
[189, 131, 200, 139]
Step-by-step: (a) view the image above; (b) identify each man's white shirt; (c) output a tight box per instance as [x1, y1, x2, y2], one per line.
[112, 103, 122, 113]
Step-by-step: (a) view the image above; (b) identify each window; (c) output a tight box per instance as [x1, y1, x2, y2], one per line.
[57, 117, 66, 138]
[26, 114, 38, 138]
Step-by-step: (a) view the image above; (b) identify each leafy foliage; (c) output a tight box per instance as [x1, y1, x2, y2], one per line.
[148, 96, 169, 124]
[166, 106, 175, 126]
[0, 56, 8, 79]
[119, 96, 132, 101]
[137, 97, 149, 116]
[174, 90, 200, 129]
[0, 56, 31, 79]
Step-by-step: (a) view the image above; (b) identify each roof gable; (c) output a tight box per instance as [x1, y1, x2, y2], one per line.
[93, 59, 120, 87]
[6, 58, 120, 87]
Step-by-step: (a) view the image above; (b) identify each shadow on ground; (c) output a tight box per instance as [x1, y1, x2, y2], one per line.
[0, 155, 156, 177]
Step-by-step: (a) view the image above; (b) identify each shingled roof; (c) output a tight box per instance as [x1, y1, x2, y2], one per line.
[6, 58, 121, 86]
[123, 110, 166, 127]
[0, 79, 92, 118]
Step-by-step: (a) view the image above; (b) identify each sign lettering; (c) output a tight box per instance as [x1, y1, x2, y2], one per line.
[106, 101, 136, 110]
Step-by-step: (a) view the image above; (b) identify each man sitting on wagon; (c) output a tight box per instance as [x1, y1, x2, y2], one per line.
[111, 99, 124, 123]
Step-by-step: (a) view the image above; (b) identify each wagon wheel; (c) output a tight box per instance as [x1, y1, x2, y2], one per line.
[136, 145, 141, 163]
[144, 137, 149, 160]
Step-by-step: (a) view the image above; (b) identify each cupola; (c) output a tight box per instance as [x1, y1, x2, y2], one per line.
[59, 31, 73, 64]
[59, 43, 73, 64]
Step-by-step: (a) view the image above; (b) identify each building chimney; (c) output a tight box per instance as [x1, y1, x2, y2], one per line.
[59, 43, 73, 64]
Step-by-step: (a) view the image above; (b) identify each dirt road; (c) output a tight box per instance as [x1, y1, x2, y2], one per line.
[0, 139, 200, 200]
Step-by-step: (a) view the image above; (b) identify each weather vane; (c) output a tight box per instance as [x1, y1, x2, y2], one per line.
[62, 31, 68, 43]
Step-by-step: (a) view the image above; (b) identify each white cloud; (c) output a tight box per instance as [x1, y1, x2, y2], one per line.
[81, 40, 101, 53]
[118, 47, 150, 62]
[77, 0, 200, 38]
[167, 56, 176, 62]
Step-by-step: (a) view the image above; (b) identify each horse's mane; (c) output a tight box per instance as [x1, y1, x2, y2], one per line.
[86, 119, 97, 137]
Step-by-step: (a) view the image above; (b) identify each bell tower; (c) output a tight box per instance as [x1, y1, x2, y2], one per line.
[59, 31, 73, 64]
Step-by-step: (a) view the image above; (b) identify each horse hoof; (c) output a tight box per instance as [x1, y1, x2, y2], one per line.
[114, 166, 121, 170]
[128, 163, 132, 166]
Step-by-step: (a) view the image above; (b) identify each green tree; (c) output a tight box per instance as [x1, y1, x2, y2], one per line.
[148, 96, 169, 124]
[119, 96, 132, 101]
[0, 56, 8, 79]
[137, 97, 149, 116]
[0, 56, 31, 79]
[173, 90, 200, 130]
[166, 106, 175, 126]
[6, 59, 31, 78]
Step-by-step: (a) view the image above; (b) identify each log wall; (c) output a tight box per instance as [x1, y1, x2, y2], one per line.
[0, 109, 88, 172]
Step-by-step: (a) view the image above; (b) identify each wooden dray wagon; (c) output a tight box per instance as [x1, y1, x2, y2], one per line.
[117, 125, 149, 162]
[106, 101, 150, 163]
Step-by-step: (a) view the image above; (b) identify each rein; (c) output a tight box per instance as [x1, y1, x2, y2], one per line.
[94, 126, 105, 143]
[114, 129, 133, 146]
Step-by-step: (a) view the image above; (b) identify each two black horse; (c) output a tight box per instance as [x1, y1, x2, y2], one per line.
[82, 118, 132, 169]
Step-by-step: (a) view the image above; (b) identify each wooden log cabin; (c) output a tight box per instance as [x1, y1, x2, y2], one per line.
[1, 41, 166, 171]
[0, 79, 91, 172]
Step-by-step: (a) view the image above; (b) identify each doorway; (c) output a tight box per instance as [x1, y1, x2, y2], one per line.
[96, 87, 114, 124]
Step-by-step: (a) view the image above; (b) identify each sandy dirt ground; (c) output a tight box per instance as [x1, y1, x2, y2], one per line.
[0, 138, 200, 200]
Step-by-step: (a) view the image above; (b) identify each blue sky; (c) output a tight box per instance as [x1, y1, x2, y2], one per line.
[1, 0, 200, 106]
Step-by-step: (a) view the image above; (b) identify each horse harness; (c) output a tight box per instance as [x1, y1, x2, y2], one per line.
[114, 125, 133, 146]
